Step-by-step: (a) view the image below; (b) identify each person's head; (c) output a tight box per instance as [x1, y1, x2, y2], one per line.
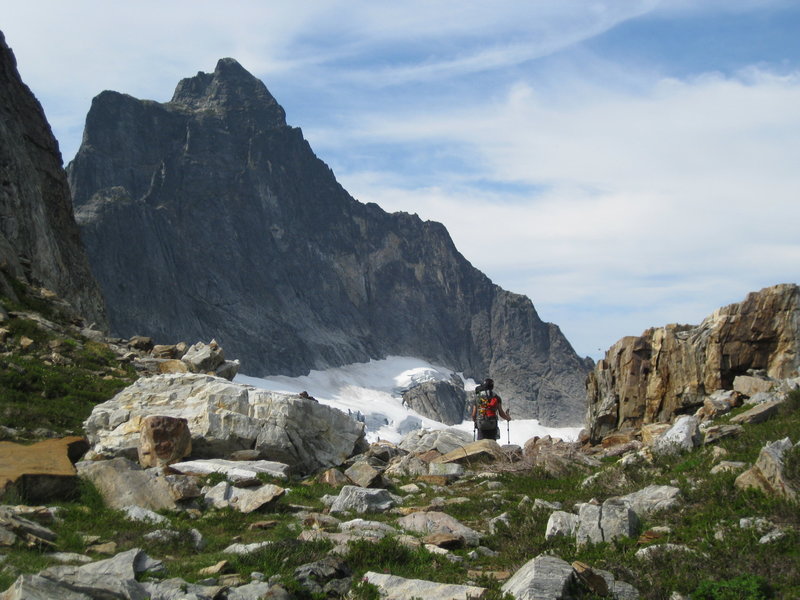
[483, 378, 494, 390]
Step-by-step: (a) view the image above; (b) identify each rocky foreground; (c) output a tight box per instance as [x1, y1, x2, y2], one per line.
[2, 355, 799, 599]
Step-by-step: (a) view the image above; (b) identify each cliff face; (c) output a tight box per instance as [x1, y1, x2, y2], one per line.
[0, 31, 105, 325]
[67, 58, 590, 424]
[586, 284, 800, 441]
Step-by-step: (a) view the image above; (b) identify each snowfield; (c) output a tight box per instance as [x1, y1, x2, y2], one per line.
[235, 356, 583, 446]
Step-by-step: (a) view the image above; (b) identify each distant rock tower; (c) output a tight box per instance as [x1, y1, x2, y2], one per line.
[0, 30, 105, 325]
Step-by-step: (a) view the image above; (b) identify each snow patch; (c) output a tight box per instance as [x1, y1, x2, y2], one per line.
[235, 356, 582, 446]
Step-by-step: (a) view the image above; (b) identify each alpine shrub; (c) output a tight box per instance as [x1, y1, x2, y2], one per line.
[691, 574, 771, 600]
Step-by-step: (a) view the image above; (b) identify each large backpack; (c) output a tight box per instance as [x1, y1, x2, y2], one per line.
[476, 393, 499, 431]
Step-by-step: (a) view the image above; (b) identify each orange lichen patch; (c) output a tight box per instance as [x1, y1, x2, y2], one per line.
[0, 436, 88, 500]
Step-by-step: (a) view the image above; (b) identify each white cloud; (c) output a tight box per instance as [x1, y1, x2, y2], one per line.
[332, 66, 800, 357]
[2, 1, 798, 359]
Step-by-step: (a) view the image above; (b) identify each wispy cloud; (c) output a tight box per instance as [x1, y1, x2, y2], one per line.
[2, 1, 798, 359]
[330, 64, 800, 356]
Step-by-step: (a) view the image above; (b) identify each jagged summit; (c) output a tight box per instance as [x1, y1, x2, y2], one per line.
[169, 58, 286, 128]
[67, 58, 591, 425]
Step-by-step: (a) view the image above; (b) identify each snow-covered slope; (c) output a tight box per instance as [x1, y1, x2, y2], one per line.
[235, 356, 583, 446]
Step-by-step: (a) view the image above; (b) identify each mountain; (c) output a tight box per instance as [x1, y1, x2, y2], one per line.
[0, 31, 105, 325]
[67, 58, 591, 425]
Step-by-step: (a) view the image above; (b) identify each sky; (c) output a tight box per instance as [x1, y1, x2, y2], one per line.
[3, 1, 800, 360]
[235, 356, 583, 446]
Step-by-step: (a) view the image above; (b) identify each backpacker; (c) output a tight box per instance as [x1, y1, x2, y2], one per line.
[476, 392, 499, 431]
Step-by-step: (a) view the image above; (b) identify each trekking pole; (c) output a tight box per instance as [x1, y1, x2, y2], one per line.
[506, 409, 511, 445]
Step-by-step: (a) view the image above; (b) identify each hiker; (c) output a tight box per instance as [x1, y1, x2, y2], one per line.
[471, 378, 511, 440]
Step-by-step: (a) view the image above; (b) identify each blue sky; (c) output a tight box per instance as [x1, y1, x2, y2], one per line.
[3, 1, 799, 360]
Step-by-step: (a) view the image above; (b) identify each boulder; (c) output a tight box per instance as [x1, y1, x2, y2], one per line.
[127, 336, 154, 352]
[729, 399, 784, 425]
[137, 415, 192, 467]
[572, 561, 609, 597]
[576, 499, 639, 545]
[432, 439, 505, 466]
[501, 554, 576, 600]
[182, 340, 225, 373]
[169, 458, 290, 482]
[364, 572, 486, 600]
[203, 482, 285, 513]
[83, 373, 366, 475]
[36, 548, 158, 599]
[651, 416, 702, 456]
[122, 506, 168, 525]
[0, 575, 93, 600]
[76, 457, 180, 511]
[523, 436, 601, 477]
[735, 437, 799, 502]
[396, 511, 481, 547]
[703, 424, 744, 445]
[399, 429, 474, 455]
[428, 462, 465, 481]
[745, 391, 781, 405]
[214, 359, 241, 381]
[573, 563, 640, 600]
[0, 437, 88, 502]
[222, 541, 271, 555]
[586, 284, 800, 442]
[317, 468, 350, 487]
[339, 519, 398, 539]
[401, 379, 467, 425]
[152, 344, 183, 359]
[544, 511, 579, 541]
[384, 454, 429, 478]
[695, 393, 736, 421]
[293, 556, 351, 598]
[0, 507, 57, 548]
[142, 578, 224, 600]
[733, 375, 774, 397]
[157, 359, 190, 375]
[710, 461, 747, 475]
[616, 485, 682, 517]
[635, 543, 695, 561]
[329, 486, 395, 514]
[344, 462, 382, 488]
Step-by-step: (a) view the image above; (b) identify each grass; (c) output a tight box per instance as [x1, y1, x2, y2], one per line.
[0, 290, 136, 434]
[2, 399, 798, 598]
[0, 354, 134, 434]
[1, 275, 799, 598]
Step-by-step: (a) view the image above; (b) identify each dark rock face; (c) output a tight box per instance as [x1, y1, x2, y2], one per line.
[0, 31, 105, 324]
[67, 58, 590, 424]
[402, 378, 467, 426]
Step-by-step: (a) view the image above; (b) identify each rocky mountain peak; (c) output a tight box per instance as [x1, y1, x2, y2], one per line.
[67, 58, 591, 426]
[169, 57, 286, 128]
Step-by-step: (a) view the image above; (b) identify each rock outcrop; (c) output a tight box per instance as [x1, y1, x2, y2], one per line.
[66, 57, 590, 425]
[83, 373, 367, 475]
[0, 31, 105, 325]
[735, 437, 799, 503]
[401, 377, 467, 425]
[586, 284, 800, 442]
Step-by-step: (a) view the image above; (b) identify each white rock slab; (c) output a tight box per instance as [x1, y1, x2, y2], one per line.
[169, 458, 290, 482]
[364, 572, 486, 600]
